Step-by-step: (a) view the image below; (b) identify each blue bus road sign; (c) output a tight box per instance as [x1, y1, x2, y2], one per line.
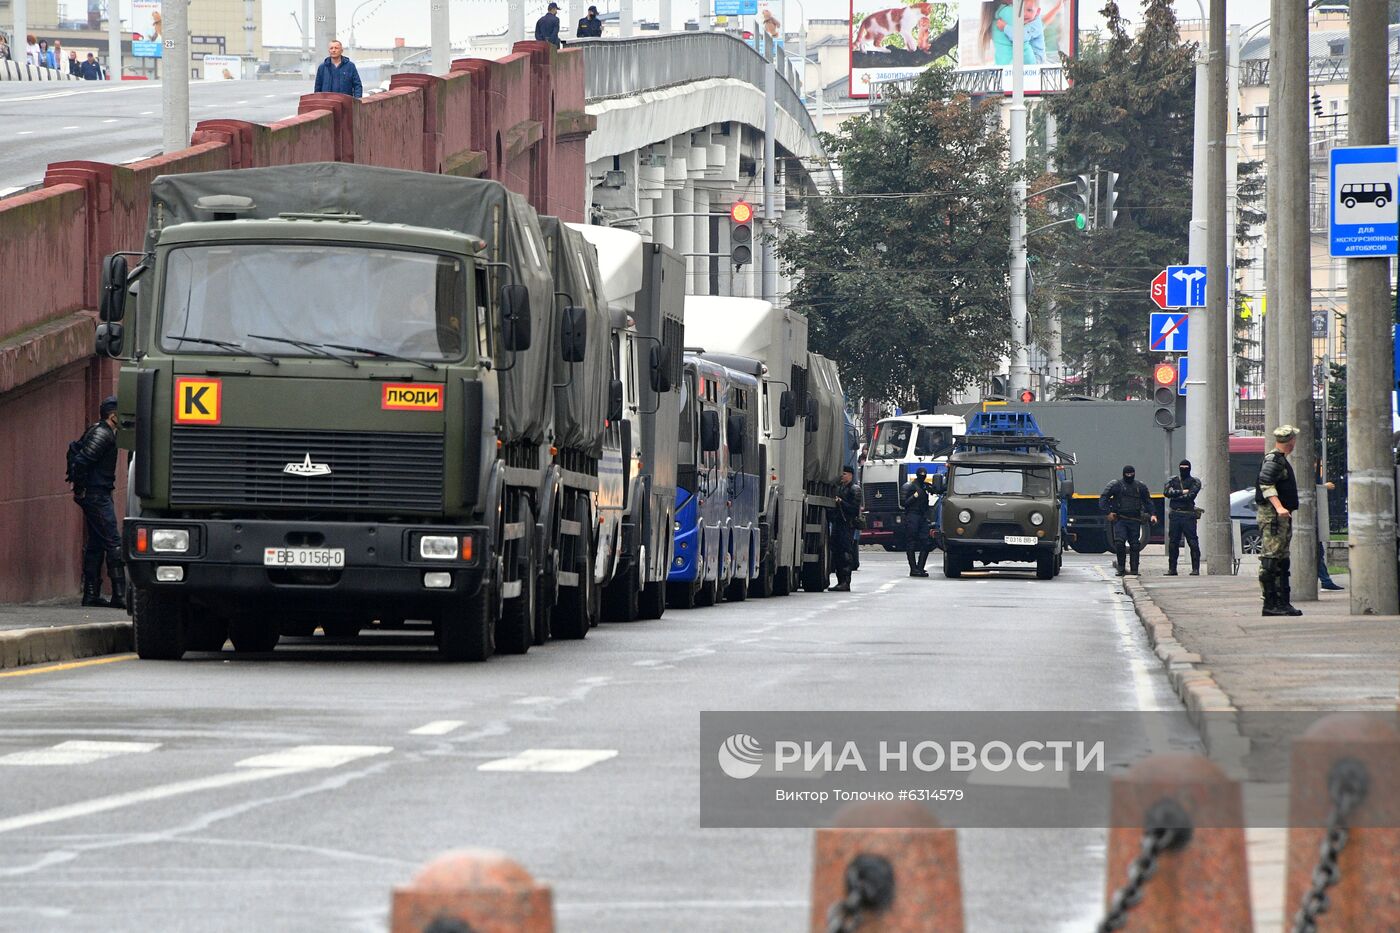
[714, 0, 757, 13]
[1329, 145, 1398, 258]
[1178, 356, 1188, 396]
[1149, 312, 1190, 353]
[1164, 265, 1207, 307]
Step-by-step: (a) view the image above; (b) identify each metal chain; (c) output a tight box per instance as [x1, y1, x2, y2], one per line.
[825, 853, 895, 933]
[1292, 758, 1370, 933]
[1098, 800, 1193, 933]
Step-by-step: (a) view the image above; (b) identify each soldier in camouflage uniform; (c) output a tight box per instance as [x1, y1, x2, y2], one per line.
[1255, 425, 1303, 617]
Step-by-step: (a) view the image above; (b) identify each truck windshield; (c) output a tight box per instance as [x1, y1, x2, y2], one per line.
[914, 426, 953, 458]
[160, 243, 469, 362]
[951, 466, 1052, 497]
[869, 421, 911, 459]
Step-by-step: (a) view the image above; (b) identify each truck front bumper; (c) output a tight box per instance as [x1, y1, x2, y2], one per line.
[944, 536, 1057, 563]
[125, 518, 489, 606]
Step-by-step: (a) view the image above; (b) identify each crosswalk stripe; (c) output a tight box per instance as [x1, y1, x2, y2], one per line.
[477, 749, 618, 773]
[234, 745, 392, 770]
[410, 720, 465, 736]
[0, 740, 160, 767]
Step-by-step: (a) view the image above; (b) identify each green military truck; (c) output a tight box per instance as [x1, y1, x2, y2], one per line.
[98, 163, 575, 661]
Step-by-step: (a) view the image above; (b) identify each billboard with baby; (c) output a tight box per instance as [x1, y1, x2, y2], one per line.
[956, 0, 1076, 93]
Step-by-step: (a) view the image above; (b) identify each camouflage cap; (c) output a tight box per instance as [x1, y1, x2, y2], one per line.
[1272, 424, 1299, 440]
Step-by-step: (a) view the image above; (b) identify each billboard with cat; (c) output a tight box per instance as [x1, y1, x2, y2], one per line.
[848, 0, 957, 99]
[956, 0, 1077, 93]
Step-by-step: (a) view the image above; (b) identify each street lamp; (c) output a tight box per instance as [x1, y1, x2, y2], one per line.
[348, 0, 378, 56]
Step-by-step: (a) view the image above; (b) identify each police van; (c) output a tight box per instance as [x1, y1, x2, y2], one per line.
[859, 412, 967, 550]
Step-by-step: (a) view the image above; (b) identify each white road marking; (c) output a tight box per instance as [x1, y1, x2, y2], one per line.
[61, 125, 79, 129]
[477, 749, 618, 773]
[409, 720, 464, 736]
[235, 745, 392, 770]
[101, 118, 117, 123]
[138, 110, 153, 115]
[15, 130, 33, 135]
[878, 580, 898, 593]
[0, 740, 160, 766]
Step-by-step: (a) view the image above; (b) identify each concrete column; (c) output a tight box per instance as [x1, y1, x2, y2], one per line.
[107, 0, 122, 80]
[431, 0, 450, 75]
[1201, 0, 1230, 574]
[1185, 39, 1210, 468]
[301, 0, 312, 76]
[12, 0, 25, 68]
[314, 0, 336, 68]
[669, 143, 693, 272]
[1345, 0, 1400, 615]
[660, 0, 673, 33]
[161, 0, 189, 153]
[619, 0, 633, 37]
[638, 161, 665, 243]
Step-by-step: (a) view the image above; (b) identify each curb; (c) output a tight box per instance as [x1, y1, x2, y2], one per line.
[1121, 577, 1251, 773]
[0, 622, 134, 671]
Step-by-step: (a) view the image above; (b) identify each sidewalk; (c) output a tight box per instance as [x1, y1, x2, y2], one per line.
[1122, 554, 1399, 933]
[0, 600, 132, 670]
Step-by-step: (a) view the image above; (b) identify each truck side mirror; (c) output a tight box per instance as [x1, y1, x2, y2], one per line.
[727, 413, 745, 456]
[95, 322, 124, 358]
[608, 378, 624, 421]
[500, 284, 532, 351]
[779, 390, 797, 428]
[805, 397, 819, 433]
[700, 409, 720, 453]
[559, 305, 586, 363]
[930, 474, 947, 495]
[1059, 478, 1074, 498]
[99, 254, 128, 323]
[649, 345, 672, 393]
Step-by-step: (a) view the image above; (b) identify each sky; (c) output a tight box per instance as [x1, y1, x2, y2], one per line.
[259, 0, 1276, 54]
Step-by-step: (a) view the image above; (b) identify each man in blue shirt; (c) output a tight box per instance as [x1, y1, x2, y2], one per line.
[314, 40, 363, 98]
[535, 3, 562, 48]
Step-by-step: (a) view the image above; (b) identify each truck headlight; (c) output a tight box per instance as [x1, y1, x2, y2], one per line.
[151, 529, 190, 553]
[1030, 512, 1045, 526]
[958, 509, 972, 524]
[419, 535, 460, 559]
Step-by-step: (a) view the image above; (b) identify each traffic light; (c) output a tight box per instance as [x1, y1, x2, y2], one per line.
[1019, 389, 1036, 403]
[730, 201, 753, 266]
[1103, 171, 1120, 230]
[990, 374, 1008, 398]
[1152, 363, 1177, 428]
[1074, 173, 1091, 232]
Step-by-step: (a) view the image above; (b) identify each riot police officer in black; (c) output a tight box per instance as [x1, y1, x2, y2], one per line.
[1099, 465, 1157, 577]
[900, 466, 933, 577]
[830, 466, 861, 591]
[70, 396, 125, 608]
[1164, 459, 1202, 575]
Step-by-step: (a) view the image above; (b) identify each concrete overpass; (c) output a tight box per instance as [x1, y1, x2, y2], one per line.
[0, 34, 827, 602]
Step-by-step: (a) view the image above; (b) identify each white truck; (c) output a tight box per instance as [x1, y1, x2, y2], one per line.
[682, 296, 806, 596]
[860, 412, 968, 552]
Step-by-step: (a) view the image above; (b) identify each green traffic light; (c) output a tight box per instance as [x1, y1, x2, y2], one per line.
[1074, 213, 1087, 231]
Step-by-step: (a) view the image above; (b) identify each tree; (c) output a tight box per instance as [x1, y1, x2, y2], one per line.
[778, 66, 1016, 409]
[1044, 0, 1196, 398]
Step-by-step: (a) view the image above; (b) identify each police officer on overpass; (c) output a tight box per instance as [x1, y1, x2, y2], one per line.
[900, 466, 933, 577]
[1256, 425, 1303, 616]
[1163, 458, 1202, 575]
[70, 396, 125, 608]
[1099, 465, 1156, 577]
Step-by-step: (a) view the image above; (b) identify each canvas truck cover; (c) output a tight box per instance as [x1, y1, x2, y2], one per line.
[804, 352, 846, 486]
[635, 242, 685, 494]
[540, 217, 610, 457]
[145, 162, 555, 446]
[567, 223, 643, 313]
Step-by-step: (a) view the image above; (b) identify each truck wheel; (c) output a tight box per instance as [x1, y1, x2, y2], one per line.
[229, 614, 280, 654]
[553, 509, 594, 640]
[800, 537, 829, 592]
[1036, 554, 1055, 580]
[496, 534, 537, 655]
[132, 588, 188, 660]
[695, 560, 719, 607]
[942, 550, 964, 579]
[638, 580, 666, 620]
[439, 578, 495, 661]
[752, 552, 775, 598]
[773, 565, 792, 596]
[604, 558, 640, 622]
[667, 581, 698, 610]
[186, 613, 229, 652]
[726, 572, 749, 602]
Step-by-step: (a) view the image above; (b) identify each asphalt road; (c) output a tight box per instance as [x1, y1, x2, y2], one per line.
[0, 80, 314, 194]
[0, 552, 1196, 932]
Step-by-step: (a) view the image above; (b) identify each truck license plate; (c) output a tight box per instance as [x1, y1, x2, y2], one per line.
[263, 547, 345, 568]
[1003, 535, 1038, 546]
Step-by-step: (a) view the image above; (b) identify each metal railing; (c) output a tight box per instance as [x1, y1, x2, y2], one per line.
[576, 33, 821, 145]
[1241, 53, 1400, 87]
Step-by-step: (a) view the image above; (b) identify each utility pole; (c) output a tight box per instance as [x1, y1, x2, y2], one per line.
[761, 34, 777, 302]
[107, 0, 122, 81]
[244, 0, 256, 75]
[1184, 27, 1209, 467]
[1273, 0, 1316, 598]
[161, 0, 189, 153]
[12, 0, 25, 68]
[313, 0, 335, 67]
[431, 0, 450, 73]
[661, 0, 673, 32]
[1008, 0, 1030, 400]
[1345, 0, 1399, 615]
[508, 0, 524, 44]
[300, 0, 312, 76]
[619, 0, 633, 37]
[1202, 0, 1231, 574]
[1225, 23, 1240, 431]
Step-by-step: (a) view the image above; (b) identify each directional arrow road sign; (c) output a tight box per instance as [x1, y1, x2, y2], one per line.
[1164, 265, 1207, 307]
[1149, 312, 1189, 353]
[1150, 269, 1170, 309]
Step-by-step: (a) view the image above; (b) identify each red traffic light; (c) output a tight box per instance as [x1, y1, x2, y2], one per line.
[730, 201, 753, 225]
[1019, 389, 1035, 403]
[1153, 363, 1177, 387]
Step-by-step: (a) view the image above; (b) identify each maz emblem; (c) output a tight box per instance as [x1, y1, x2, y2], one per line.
[284, 453, 332, 477]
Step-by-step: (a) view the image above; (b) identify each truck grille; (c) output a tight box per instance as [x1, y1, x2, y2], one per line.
[865, 482, 899, 509]
[975, 522, 1030, 539]
[170, 426, 444, 512]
